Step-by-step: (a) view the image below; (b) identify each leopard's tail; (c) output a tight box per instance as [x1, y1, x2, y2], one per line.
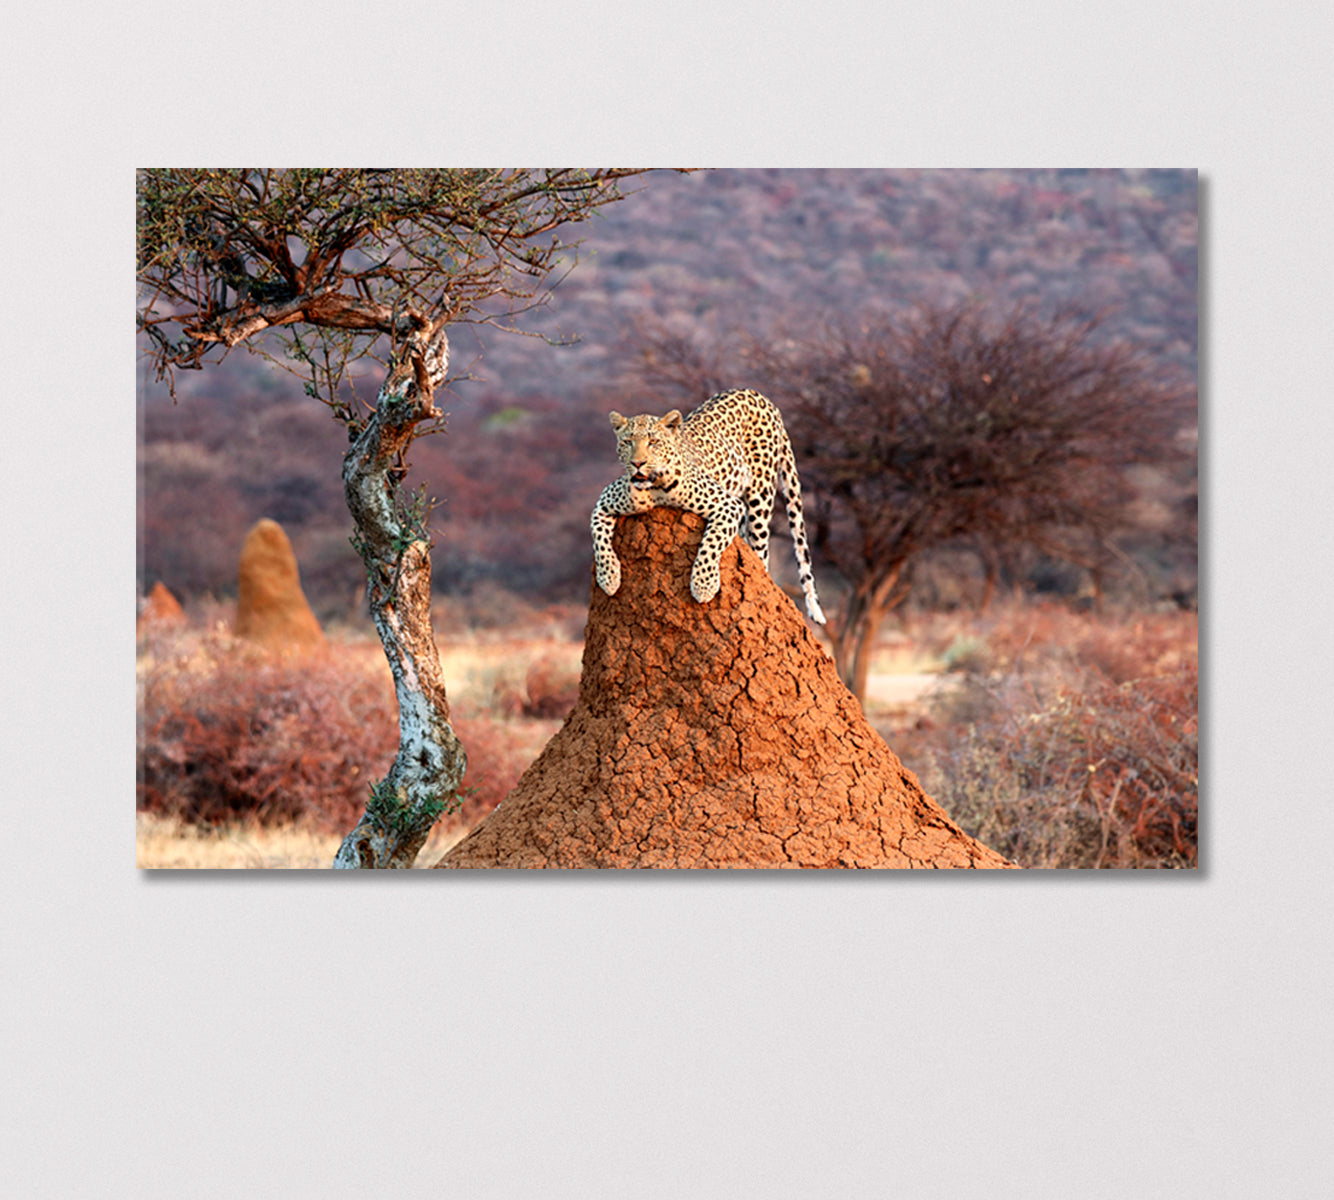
[777, 432, 826, 625]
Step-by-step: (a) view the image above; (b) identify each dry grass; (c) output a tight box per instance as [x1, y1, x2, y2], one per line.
[438, 639, 583, 719]
[136, 812, 469, 869]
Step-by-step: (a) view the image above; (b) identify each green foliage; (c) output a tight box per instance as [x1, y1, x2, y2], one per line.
[393, 483, 435, 552]
[482, 405, 531, 431]
[364, 777, 464, 838]
[941, 635, 989, 673]
[287, 326, 370, 435]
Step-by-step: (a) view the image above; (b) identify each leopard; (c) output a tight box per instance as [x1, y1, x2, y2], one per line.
[590, 388, 826, 624]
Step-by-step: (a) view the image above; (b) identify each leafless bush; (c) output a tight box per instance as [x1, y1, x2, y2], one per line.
[915, 653, 1197, 869]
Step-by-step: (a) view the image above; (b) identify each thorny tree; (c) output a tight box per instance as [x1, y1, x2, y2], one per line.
[771, 303, 1195, 701]
[137, 168, 656, 867]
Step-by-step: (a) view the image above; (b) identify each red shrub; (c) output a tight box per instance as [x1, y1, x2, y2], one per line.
[449, 716, 539, 825]
[523, 654, 581, 718]
[138, 631, 541, 832]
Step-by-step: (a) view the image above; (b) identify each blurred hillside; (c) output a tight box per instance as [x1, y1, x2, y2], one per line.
[137, 168, 1197, 621]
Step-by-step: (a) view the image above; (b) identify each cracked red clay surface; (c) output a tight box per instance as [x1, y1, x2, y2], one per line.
[437, 508, 1015, 870]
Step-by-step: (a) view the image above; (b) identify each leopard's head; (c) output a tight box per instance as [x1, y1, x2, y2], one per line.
[609, 410, 685, 490]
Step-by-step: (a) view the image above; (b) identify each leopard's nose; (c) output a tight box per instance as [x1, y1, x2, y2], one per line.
[631, 459, 646, 470]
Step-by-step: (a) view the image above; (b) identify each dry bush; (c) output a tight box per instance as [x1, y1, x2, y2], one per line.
[895, 600, 1196, 680]
[523, 653, 581, 718]
[882, 602, 1199, 868]
[914, 657, 1197, 869]
[449, 715, 543, 826]
[445, 642, 583, 721]
[979, 603, 1196, 683]
[478, 658, 530, 718]
[138, 637, 390, 829]
[138, 627, 536, 834]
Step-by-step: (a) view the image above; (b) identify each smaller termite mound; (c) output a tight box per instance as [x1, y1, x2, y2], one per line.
[137, 581, 186, 631]
[438, 508, 1015, 869]
[234, 518, 326, 654]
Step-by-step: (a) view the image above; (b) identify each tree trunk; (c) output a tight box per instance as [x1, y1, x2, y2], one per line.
[829, 588, 867, 696]
[979, 547, 999, 614]
[847, 601, 882, 707]
[333, 325, 467, 869]
[1090, 564, 1105, 613]
[833, 562, 906, 706]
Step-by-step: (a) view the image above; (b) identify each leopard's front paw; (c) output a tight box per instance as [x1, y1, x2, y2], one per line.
[595, 555, 622, 596]
[689, 560, 720, 604]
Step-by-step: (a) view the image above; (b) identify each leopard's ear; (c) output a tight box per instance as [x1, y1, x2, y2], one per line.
[662, 410, 683, 430]
[609, 412, 627, 430]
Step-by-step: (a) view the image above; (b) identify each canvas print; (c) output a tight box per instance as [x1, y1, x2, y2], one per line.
[136, 169, 1198, 869]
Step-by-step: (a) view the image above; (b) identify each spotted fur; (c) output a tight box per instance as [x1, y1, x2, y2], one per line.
[591, 389, 826, 623]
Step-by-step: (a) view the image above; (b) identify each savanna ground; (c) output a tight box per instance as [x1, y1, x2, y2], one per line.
[136, 597, 1197, 870]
